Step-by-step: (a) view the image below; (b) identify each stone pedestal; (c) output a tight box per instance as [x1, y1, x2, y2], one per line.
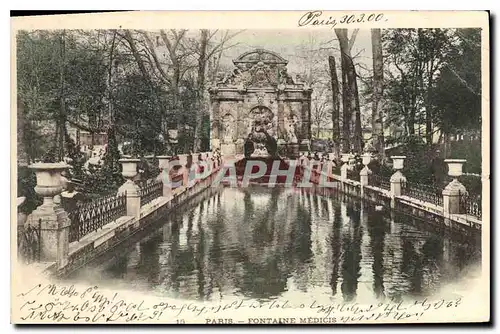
[360, 153, 372, 186]
[390, 171, 406, 197]
[443, 180, 466, 215]
[443, 159, 467, 215]
[157, 155, 173, 199]
[118, 158, 141, 219]
[390, 156, 406, 208]
[25, 162, 70, 269]
[360, 167, 370, 186]
[340, 164, 349, 181]
[340, 153, 352, 181]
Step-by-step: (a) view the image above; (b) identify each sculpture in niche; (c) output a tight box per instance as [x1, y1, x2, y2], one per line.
[250, 106, 274, 135]
[222, 114, 235, 144]
[244, 106, 278, 158]
[284, 114, 299, 143]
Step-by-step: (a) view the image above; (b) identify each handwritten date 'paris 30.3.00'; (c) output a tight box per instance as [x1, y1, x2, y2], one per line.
[298, 11, 387, 28]
[17, 283, 463, 324]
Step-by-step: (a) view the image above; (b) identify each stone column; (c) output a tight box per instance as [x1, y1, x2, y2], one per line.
[277, 88, 286, 154]
[118, 158, 141, 219]
[300, 96, 311, 151]
[211, 97, 221, 150]
[25, 162, 70, 269]
[390, 156, 406, 208]
[235, 100, 245, 155]
[340, 153, 351, 181]
[442, 159, 467, 215]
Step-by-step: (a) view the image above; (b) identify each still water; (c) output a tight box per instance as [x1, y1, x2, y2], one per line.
[70, 186, 481, 302]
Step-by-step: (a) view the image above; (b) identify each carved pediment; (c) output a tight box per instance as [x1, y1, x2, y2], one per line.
[233, 49, 288, 68]
[249, 62, 274, 87]
[215, 49, 298, 89]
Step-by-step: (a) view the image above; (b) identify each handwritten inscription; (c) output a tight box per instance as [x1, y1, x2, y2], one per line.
[298, 11, 386, 28]
[16, 283, 463, 324]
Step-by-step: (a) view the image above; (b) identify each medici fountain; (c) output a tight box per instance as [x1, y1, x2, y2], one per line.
[209, 48, 313, 159]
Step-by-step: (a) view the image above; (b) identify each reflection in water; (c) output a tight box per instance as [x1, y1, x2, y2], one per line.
[72, 187, 481, 302]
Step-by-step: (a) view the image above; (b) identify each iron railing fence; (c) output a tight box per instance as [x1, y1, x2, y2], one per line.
[139, 179, 163, 207]
[369, 174, 391, 191]
[460, 191, 482, 219]
[17, 219, 41, 264]
[402, 181, 444, 207]
[68, 192, 127, 242]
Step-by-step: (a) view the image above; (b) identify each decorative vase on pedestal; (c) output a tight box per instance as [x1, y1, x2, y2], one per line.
[25, 162, 71, 266]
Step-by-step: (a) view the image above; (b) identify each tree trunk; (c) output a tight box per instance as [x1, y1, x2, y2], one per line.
[123, 30, 150, 81]
[193, 29, 209, 152]
[348, 57, 362, 153]
[57, 31, 67, 161]
[328, 55, 340, 157]
[335, 29, 351, 153]
[371, 28, 385, 160]
[425, 75, 434, 146]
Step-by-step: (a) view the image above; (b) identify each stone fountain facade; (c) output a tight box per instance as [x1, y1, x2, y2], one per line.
[209, 49, 313, 158]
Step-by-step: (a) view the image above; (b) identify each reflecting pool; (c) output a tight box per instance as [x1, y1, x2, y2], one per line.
[69, 186, 481, 302]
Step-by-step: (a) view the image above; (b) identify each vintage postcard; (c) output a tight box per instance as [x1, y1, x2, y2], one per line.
[11, 11, 490, 324]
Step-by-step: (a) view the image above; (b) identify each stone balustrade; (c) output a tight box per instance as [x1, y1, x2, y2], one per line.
[335, 154, 481, 220]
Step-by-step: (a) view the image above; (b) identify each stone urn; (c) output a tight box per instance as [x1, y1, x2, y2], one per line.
[118, 158, 141, 195]
[391, 156, 406, 171]
[445, 159, 467, 178]
[443, 159, 467, 194]
[362, 153, 372, 167]
[119, 158, 140, 179]
[29, 162, 70, 207]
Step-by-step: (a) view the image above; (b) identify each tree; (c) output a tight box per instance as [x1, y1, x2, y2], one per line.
[311, 88, 330, 139]
[335, 28, 362, 153]
[430, 28, 481, 156]
[191, 29, 243, 152]
[383, 28, 456, 145]
[17, 30, 109, 162]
